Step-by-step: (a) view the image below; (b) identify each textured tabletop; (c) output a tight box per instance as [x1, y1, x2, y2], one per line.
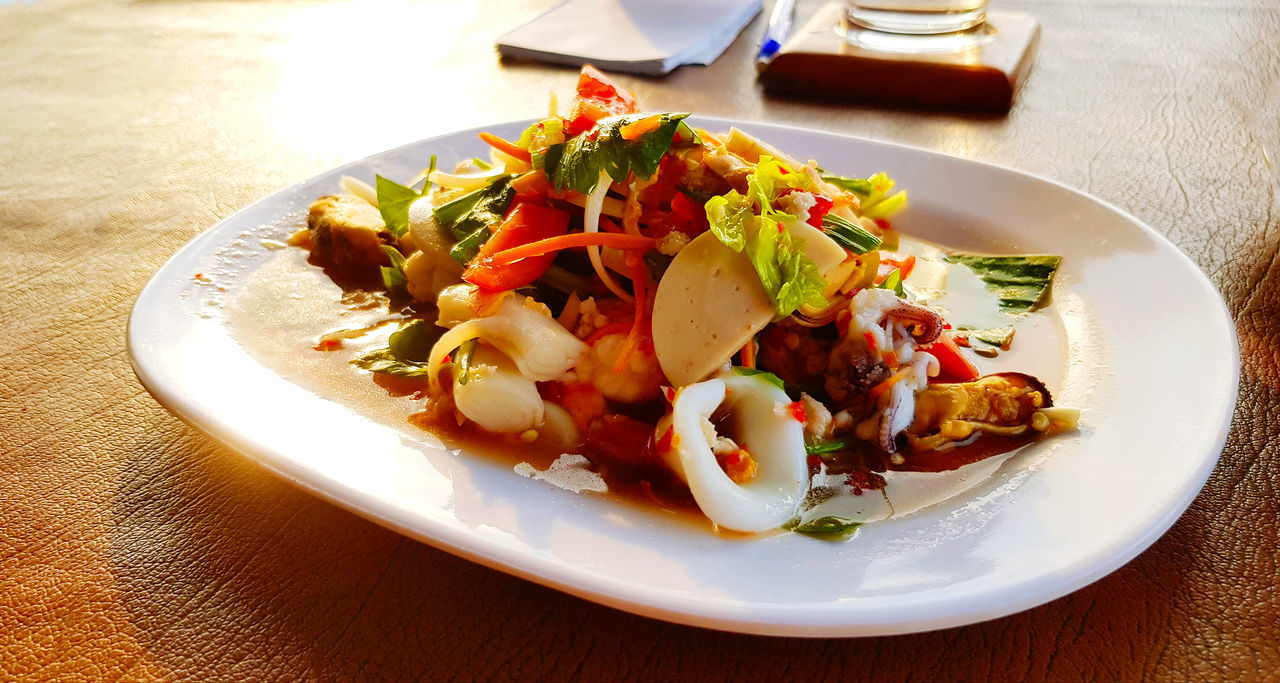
[2, 0, 1277, 679]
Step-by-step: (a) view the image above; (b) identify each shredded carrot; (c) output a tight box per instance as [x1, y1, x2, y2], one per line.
[740, 337, 757, 369]
[613, 252, 652, 372]
[869, 368, 911, 399]
[487, 231, 656, 266]
[478, 131, 532, 164]
[863, 331, 878, 354]
[620, 114, 661, 140]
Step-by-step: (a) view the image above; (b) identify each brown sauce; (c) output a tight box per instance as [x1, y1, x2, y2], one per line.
[229, 243, 1066, 534]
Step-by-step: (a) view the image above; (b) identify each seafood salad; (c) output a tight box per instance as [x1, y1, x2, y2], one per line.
[291, 66, 1078, 538]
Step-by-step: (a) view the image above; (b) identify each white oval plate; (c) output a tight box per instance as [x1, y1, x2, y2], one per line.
[128, 118, 1238, 637]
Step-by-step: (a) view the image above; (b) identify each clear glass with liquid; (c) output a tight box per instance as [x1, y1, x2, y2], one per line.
[845, 0, 988, 34]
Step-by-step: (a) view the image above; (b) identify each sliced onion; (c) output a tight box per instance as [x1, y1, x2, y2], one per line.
[339, 175, 378, 207]
[583, 169, 634, 302]
[427, 168, 506, 191]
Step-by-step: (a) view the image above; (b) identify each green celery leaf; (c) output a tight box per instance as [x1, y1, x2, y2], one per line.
[705, 161, 828, 317]
[543, 113, 692, 194]
[730, 366, 786, 391]
[775, 241, 828, 315]
[821, 171, 908, 219]
[823, 171, 893, 200]
[747, 156, 809, 211]
[944, 254, 1062, 314]
[704, 191, 752, 252]
[862, 190, 908, 219]
[746, 216, 784, 301]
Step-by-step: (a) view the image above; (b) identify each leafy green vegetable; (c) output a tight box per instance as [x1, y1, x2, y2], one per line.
[375, 155, 436, 238]
[541, 112, 692, 194]
[351, 348, 433, 378]
[879, 267, 904, 297]
[388, 319, 440, 363]
[805, 438, 853, 455]
[454, 339, 477, 386]
[704, 192, 752, 252]
[433, 176, 516, 264]
[352, 318, 444, 377]
[766, 222, 828, 316]
[731, 366, 786, 391]
[944, 254, 1062, 314]
[703, 157, 829, 317]
[379, 245, 409, 295]
[820, 173, 875, 195]
[959, 325, 1016, 347]
[449, 226, 492, 265]
[375, 176, 420, 239]
[821, 213, 882, 254]
[862, 191, 907, 219]
[784, 516, 862, 539]
[746, 156, 810, 210]
[820, 170, 907, 219]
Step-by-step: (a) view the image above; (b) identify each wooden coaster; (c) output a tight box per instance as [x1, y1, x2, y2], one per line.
[759, 3, 1040, 112]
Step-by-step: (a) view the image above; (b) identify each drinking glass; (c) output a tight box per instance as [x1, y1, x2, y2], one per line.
[845, 0, 988, 35]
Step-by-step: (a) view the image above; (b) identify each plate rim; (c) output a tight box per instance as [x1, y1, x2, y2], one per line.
[127, 117, 1241, 637]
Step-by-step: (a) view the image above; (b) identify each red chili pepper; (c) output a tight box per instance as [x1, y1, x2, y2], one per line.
[805, 194, 834, 228]
[787, 401, 807, 423]
[656, 426, 674, 453]
[668, 192, 709, 236]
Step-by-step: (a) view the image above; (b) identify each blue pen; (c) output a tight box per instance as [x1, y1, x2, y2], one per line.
[757, 0, 796, 65]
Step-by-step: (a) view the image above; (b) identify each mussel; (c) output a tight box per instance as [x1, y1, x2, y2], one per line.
[893, 372, 1077, 472]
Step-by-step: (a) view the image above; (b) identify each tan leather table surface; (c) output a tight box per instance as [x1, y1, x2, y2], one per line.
[2, 0, 1277, 678]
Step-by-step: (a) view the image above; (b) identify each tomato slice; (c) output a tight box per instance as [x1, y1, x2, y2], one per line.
[462, 201, 570, 291]
[564, 65, 640, 136]
[921, 331, 980, 383]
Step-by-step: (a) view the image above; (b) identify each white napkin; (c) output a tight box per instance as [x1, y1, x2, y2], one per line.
[497, 0, 762, 75]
